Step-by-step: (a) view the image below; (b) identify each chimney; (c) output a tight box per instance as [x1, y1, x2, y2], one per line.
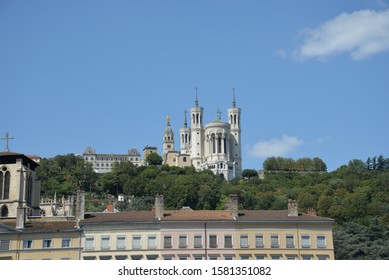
[288, 199, 298, 217]
[228, 194, 239, 219]
[75, 189, 85, 228]
[307, 208, 317, 216]
[16, 207, 26, 229]
[155, 194, 164, 220]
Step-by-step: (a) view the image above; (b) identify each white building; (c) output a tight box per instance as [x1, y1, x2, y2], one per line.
[163, 94, 242, 180]
[82, 147, 145, 173]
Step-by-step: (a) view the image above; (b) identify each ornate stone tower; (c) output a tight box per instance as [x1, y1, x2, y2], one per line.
[179, 110, 191, 154]
[163, 115, 175, 160]
[190, 91, 205, 170]
[227, 91, 242, 178]
[0, 152, 41, 218]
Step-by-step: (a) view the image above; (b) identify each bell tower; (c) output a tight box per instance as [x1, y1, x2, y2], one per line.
[227, 89, 242, 177]
[180, 110, 191, 154]
[190, 89, 205, 170]
[163, 115, 175, 160]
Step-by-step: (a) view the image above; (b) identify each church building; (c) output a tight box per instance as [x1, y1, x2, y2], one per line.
[163, 94, 242, 180]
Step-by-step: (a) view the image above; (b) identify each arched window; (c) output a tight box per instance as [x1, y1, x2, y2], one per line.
[183, 157, 187, 162]
[0, 205, 8, 217]
[0, 167, 11, 200]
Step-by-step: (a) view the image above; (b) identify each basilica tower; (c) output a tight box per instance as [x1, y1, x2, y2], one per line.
[227, 91, 242, 177]
[190, 91, 205, 170]
[180, 110, 191, 154]
[163, 115, 175, 160]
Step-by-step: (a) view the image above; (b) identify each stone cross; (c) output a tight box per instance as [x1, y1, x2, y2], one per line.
[1, 131, 14, 152]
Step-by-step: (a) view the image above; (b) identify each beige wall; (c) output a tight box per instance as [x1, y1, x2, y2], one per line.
[0, 231, 81, 260]
[235, 223, 334, 260]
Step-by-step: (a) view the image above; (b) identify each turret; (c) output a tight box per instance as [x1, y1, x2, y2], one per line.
[227, 89, 242, 177]
[190, 89, 205, 169]
[163, 115, 175, 160]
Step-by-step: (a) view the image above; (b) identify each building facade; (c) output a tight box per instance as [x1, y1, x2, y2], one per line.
[82, 146, 153, 173]
[163, 94, 242, 180]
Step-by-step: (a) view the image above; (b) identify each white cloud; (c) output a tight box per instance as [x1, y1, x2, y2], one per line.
[248, 135, 303, 158]
[292, 9, 389, 60]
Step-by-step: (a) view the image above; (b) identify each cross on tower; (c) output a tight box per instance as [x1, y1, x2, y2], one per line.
[1, 131, 14, 152]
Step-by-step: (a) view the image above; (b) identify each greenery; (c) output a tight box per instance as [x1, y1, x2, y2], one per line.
[36, 154, 389, 259]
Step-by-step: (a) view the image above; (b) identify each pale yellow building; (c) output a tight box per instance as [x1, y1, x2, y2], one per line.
[80, 211, 161, 260]
[0, 218, 81, 260]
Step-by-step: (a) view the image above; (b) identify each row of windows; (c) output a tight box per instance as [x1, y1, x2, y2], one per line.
[164, 234, 326, 249]
[85, 236, 157, 251]
[82, 234, 327, 251]
[0, 238, 72, 250]
[84, 157, 140, 162]
[82, 254, 329, 260]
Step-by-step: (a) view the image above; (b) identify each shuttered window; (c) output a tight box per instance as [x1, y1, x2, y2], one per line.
[224, 235, 232, 248]
[209, 235, 217, 248]
[240, 235, 249, 248]
[255, 235, 264, 248]
[164, 236, 172, 248]
[286, 235, 295, 248]
[194, 235, 202, 248]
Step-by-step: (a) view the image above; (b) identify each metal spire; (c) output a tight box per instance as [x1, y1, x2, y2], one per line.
[1, 131, 14, 152]
[232, 88, 236, 108]
[184, 109, 188, 128]
[195, 87, 199, 108]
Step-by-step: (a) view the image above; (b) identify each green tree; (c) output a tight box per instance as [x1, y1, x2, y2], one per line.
[146, 153, 163, 166]
[242, 169, 258, 179]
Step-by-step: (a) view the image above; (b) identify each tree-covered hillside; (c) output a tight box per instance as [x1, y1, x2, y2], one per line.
[37, 154, 389, 259]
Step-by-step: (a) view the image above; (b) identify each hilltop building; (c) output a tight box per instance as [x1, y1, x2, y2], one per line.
[163, 94, 242, 180]
[82, 146, 158, 173]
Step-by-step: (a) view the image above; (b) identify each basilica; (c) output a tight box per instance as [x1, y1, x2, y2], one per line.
[162, 94, 242, 180]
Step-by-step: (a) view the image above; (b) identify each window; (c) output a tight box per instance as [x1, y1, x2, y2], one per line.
[255, 254, 266, 260]
[0, 240, 10, 251]
[317, 255, 328, 260]
[271, 254, 281, 260]
[179, 235, 187, 248]
[62, 238, 71, 248]
[302, 255, 312, 260]
[117, 236, 126, 250]
[132, 236, 141, 249]
[179, 255, 188, 260]
[194, 235, 202, 248]
[271, 235, 279, 248]
[163, 236, 172, 248]
[0, 169, 10, 200]
[209, 235, 217, 248]
[240, 254, 250, 260]
[148, 236, 157, 249]
[255, 234, 264, 248]
[224, 235, 232, 248]
[23, 239, 33, 249]
[43, 238, 52, 249]
[286, 255, 296, 260]
[240, 235, 249, 248]
[85, 237, 94, 250]
[286, 235, 295, 248]
[317, 235, 326, 248]
[301, 235, 311, 248]
[101, 236, 110, 250]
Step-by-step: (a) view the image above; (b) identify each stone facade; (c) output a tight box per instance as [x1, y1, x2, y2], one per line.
[163, 94, 242, 180]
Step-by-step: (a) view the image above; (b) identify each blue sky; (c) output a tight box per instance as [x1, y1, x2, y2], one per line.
[1, 0, 388, 171]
